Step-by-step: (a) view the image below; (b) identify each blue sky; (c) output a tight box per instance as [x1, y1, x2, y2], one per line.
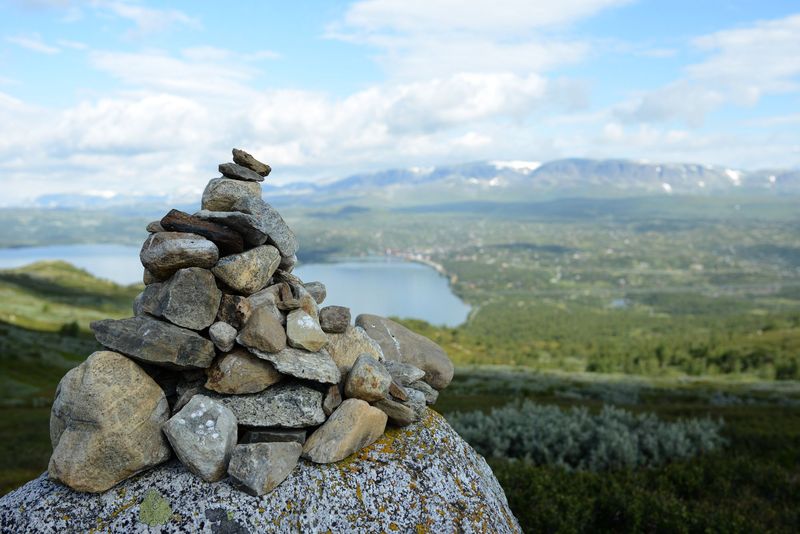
[0, 0, 798, 204]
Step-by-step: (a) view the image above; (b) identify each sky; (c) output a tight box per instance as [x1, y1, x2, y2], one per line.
[0, 0, 798, 204]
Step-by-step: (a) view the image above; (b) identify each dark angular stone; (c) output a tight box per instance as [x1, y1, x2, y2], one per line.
[161, 209, 244, 255]
[233, 148, 271, 176]
[219, 162, 264, 182]
[91, 316, 216, 370]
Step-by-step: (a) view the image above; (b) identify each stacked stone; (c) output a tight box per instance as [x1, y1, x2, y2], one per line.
[47, 149, 455, 497]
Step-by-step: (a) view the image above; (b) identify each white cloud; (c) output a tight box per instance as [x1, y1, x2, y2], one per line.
[89, 50, 254, 97]
[336, 0, 633, 34]
[618, 13, 800, 125]
[0, 42, 557, 203]
[6, 33, 61, 54]
[328, 0, 632, 78]
[95, 1, 200, 36]
[57, 39, 88, 50]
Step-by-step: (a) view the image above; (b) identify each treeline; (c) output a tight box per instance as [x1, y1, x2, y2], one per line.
[397, 305, 800, 379]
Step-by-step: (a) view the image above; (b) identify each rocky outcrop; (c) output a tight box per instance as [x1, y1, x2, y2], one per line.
[0, 411, 520, 533]
[6, 149, 488, 518]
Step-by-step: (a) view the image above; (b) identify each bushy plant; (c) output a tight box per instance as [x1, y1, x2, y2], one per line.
[448, 401, 726, 471]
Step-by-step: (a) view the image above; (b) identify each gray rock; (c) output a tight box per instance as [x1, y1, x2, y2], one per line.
[319, 305, 350, 333]
[322, 384, 342, 416]
[163, 395, 238, 482]
[326, 325, 384, 374]
[48, 351, 171, 493]
[201, 177, 262, 211]
[279, 253, 297, 272]
[286, 309, 328, 352]
[389, 380, 409, 402]
[216, 294, 252, 329]
[228, 442, 302, 496]
[356, 314, 454, 390]
[373, 398, 416, 427]
[204, 349, 282, 395]
[143, 268, 161, 285]
[271, 273, 318, 318]
[91, 316, 216, 370]
[208, 321, 237, 352]
[233, 147, 271, 176]
[219, 162, 264, 182]
[232, 197, 298, 258]
[250, 346, 340, 384]
[303, 281, 326, 304]
[173, 385, 204, 414]
[344, 354, 392, 402]
[132, 289, 146, 316]
[240, 428, 306, 445]
[140, 232, 219, 279]
[237, 306, 287, 353]
[409, 380, 439, 405]
[194, 209, 269, 247]
[405, 388, 427, 421]
[383, 360, 426, 386]
[212, 245, 280, 295]
[1, 411, 521, 533]
[206, 383, 325, 428]
[302, 399, 387, 464]
[138, 268, 221, 331]
[246, 285, 285, 325]
[294, 284, 320, 319]
[146, 220, 165, 233]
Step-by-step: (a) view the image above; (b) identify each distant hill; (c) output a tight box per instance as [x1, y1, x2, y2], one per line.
[26, 158, 800, 211]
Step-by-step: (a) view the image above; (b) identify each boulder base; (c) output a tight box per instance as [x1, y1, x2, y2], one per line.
[0, 411, 520, 533]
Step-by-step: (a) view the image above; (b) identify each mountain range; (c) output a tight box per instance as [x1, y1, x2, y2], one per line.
[30, 158, 800, 210]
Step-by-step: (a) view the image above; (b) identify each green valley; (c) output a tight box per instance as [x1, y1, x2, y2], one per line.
[1, 193, 799, 530]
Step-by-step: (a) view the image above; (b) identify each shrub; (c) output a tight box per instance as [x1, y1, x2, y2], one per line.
[447, 400, 726, 471]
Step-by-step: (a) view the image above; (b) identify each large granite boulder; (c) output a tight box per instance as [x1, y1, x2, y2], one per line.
[0, 411, 520, 533]
[47, 351, 171, 493]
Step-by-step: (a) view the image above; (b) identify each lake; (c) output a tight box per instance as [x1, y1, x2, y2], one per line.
[0, 244, 470, 326]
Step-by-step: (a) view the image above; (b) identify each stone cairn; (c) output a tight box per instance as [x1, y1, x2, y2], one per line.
[47, 149, 455, 497]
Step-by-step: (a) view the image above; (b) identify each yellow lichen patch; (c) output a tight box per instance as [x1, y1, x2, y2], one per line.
[355, 483, 363, 503]
[389, 522, 400, 531]
[87, 496, 139, 534]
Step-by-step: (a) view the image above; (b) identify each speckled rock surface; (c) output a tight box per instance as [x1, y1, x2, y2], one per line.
[0, 410, 520, 533]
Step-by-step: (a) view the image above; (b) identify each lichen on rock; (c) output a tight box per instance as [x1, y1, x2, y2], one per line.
[0, 410, 521, 533]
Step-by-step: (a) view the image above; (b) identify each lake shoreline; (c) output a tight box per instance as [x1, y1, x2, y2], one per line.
[0, 244, 471, 327]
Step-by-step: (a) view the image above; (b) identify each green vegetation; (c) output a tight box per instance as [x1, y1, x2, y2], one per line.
[0, 261, 142, 492]
[1, 194, 799, 531]
[290, 195, 800, 380]
[447, 401, 726, 470]
[438, 369, 800, 533]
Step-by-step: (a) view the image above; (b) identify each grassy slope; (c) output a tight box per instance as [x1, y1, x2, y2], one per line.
[0, 261, 139, 493]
